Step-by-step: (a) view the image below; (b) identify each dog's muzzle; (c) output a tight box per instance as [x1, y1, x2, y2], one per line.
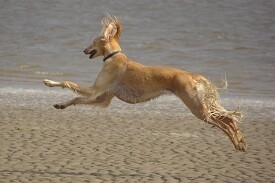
[84, 49, 97, 59]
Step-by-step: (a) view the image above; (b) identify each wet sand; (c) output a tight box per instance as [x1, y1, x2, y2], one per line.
[0, 89, 274, 182]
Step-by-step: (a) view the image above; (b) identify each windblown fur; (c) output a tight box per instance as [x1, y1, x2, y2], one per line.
[199, 78, 244, 124]
[101, 14, 121, 40]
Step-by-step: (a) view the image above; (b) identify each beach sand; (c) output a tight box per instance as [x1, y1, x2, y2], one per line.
[0, 89, 274, 182]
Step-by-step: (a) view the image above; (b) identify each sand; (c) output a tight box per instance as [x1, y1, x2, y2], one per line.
[0, 89, 274, 182]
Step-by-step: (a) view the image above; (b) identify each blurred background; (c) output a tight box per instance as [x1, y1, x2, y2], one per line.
[0, 0, 274, 98]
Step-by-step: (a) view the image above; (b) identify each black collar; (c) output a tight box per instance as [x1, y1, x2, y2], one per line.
[103, 51, 121, 62]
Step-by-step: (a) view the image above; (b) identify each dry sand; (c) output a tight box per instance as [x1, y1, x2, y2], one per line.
[0, 89, 274, 182]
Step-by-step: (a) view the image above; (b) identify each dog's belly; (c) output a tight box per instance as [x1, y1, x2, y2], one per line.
[112, 85, 167, 104]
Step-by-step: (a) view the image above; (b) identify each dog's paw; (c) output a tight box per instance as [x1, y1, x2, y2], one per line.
[43, 79, 60, 87]
[53, 104, 66, 109]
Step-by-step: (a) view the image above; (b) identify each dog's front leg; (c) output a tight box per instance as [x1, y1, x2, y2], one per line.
[43, 79, 93, 97]
[53, 97, 90, 109]
[43, 79, 63, 87]
[53, 93, 114, 109]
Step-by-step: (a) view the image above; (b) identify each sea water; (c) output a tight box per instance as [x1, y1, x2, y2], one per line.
[0, 0, 274, 117]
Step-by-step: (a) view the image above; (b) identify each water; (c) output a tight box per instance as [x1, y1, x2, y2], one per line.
[0, 0, 274, 113]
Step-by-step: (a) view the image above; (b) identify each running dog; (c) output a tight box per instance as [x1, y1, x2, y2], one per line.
[43, 14, 247, 151]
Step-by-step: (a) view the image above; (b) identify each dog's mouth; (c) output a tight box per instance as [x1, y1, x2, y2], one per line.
[88, 50, 97, 59]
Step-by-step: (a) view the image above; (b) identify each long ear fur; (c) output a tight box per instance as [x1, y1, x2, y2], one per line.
[101, 13, 121, 41]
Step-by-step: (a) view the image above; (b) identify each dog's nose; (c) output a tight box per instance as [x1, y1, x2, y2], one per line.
[84, 48, 91, 54]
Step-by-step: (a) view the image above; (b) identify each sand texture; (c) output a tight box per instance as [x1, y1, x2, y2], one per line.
[0, 89, 274, 182]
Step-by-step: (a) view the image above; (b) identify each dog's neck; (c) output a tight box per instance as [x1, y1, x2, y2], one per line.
[103, 39, 122, 62]
[103, 51, 121, 62]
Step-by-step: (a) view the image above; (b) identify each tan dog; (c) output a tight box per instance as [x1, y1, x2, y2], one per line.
[43, 14, 247, 151]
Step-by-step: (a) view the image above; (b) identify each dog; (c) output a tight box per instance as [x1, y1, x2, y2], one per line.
[43, 14, 247, 151]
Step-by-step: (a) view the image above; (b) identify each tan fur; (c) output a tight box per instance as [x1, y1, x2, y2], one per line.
[43, 14, 247, 151]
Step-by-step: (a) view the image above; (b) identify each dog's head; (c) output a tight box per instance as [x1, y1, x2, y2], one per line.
[84, 14, 122, 60]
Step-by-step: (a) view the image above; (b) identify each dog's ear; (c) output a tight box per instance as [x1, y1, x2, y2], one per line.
[103, 22, 117, 41]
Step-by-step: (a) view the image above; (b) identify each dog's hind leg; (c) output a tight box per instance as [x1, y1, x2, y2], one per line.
[197, 80, 246, 151]
[208, 115, 247, 151]
[43, 79, 93, 97]
[53, 92, 115, 109]
[175, 76, 247, 151]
